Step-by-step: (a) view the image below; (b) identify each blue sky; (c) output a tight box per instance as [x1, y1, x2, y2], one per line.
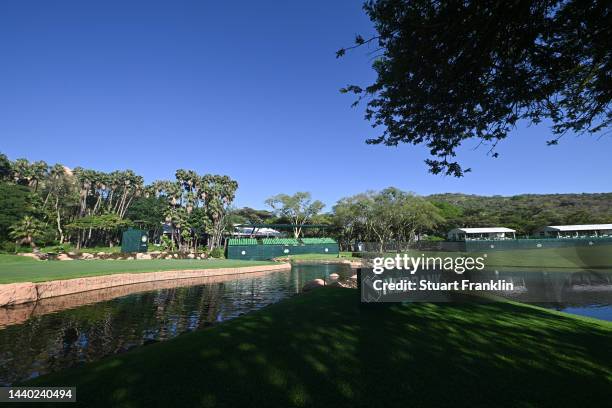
[1, 0, 610, 210]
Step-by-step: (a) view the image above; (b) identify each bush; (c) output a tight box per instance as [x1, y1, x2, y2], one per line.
[209, 247, 224, 259]
[422, 235, 445, 241]
[53, 243, 71, 253]
[0, 241, 17, 253]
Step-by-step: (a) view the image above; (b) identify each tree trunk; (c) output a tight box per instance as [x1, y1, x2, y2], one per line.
[56, 197, 64, 244]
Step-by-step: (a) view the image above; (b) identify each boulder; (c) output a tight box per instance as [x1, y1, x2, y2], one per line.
[302, 279, 325, 292]
[97, 252, 107, 257]
[329, 273, 340, 280]
[350, 274, 358, 280]
[18, 253, 42, 260]
[187, 253, 195, 259]
[136, 253, 152, 260]
[80, 253, 94, 259]
[57, 254, 73, 261]
[126, 256, 134, 260]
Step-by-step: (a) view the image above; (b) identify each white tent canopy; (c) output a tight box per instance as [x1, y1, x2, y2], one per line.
[541, 224, 612, 232]
[538, 224, 612, 237]
[447, 227, 516, 241]
[450, 227, 516, 234]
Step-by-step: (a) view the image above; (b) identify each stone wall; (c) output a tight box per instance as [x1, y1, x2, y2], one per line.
[0, 263, 291, 307]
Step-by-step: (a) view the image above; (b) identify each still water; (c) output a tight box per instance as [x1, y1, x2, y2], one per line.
[0, 264, 611, 385]
[0, 264, 352, 385]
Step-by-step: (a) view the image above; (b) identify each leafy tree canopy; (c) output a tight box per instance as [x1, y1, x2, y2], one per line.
[0, 183, 35, 239]
[265, 192, 325, 238]
[340, 0, 611, 176]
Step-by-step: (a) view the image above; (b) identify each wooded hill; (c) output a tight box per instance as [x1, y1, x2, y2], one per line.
[427, 193, 612, 236]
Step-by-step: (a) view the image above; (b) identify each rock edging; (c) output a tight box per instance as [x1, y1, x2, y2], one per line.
[0, 263, 291, 307]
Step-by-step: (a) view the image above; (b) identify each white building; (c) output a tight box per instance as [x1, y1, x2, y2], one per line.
[537, 224, 612, 238]
[448, 227, 516, 241]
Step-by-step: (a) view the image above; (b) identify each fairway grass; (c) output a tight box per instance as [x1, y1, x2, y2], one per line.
[25, 288, 612, 407]
[0, 254, 275, 284]
[377, 245, 612, 269]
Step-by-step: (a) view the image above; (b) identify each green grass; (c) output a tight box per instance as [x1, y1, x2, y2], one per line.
[25, 288, 612, 407]
[377, 245, 612, 269]
[0, 254, 276, 284]
[283, 252, 357, 261]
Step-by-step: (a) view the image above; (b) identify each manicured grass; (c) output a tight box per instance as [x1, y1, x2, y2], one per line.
[378, 245, 612, 269]
[0, 254, 276, 284]
[287, 253, 340, 260]
[284, 252, 357, 261]
[25, 288, 612, 407]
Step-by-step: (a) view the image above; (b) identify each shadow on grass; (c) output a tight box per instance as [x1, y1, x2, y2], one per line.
[26, 288, 612, 407]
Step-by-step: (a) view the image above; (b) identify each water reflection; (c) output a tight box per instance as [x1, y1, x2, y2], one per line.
[0, 264, 352, 385]
[369, 267, 612, 321]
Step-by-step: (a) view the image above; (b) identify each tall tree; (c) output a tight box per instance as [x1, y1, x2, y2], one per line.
[265, 192, 325, 238]
[41, 164, 78, 244]
[0, 153, 11, 180]
[0, 183, 34, 241]
[201, 174, 238, 250]
[339, 0, 611, 177]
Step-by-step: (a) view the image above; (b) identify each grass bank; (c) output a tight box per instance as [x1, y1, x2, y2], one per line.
[26, 288, 612, 407]
[0, 254, 276, 284]
[282, 252, 357, 261]
[375, 245, 612, 269]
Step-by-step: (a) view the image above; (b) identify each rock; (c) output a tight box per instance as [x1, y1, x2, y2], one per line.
[97, 252, 107, 257]
[350, 274, 358, 280]
[18, 253, 42, 260]
[187, 253, 195, 259]
[149, 251, 161, 255]
[80, 253, 94, 259]
[126, 256, 134, 260]
[57, 254, 73, 261]
[0, 283, 38, 306]
[173, 254, 178, 259]
[136, 253, 152, 260]
[302, 279, 325, 292]
[67, 252, 77, 256]
[329, 273, 340, 280]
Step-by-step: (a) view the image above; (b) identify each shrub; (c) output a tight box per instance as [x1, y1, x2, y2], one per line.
[209, 247, 224, 259]
[53, 243, 71, 253]
[0, 241, 17, 253]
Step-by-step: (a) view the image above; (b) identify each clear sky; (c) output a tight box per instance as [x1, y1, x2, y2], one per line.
[1, 0, 610, 210]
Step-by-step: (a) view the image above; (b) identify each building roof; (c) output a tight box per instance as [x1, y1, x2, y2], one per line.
[542, 224, 612, 232]
[449, 227, 516, 234]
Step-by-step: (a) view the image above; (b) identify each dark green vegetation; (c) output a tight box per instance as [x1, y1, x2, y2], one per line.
[429, 192, 612, 236]
[330, 189, 612, 250]
[339, 0, 611, 177]
[0, 153, 238, 253]
[0, 254, 274, 284]
[26, 288, 611, 407]
[1, 152, 610, 256]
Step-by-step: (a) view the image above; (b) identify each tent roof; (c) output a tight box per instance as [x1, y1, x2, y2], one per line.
[542, 224, 612, 232]
[450, 227, 516, 234]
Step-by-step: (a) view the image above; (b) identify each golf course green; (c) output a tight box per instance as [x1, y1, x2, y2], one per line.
[24, 287, 612, 407]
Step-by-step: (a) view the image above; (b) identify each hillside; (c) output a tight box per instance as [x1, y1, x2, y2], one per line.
[427, 193, 612, 236]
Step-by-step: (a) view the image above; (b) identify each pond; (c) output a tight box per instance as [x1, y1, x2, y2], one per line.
[0, 263, 353, 385]
[0, 264, 611, 385]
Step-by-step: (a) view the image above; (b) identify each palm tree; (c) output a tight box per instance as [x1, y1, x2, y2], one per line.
[9, 216, 46, 249]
